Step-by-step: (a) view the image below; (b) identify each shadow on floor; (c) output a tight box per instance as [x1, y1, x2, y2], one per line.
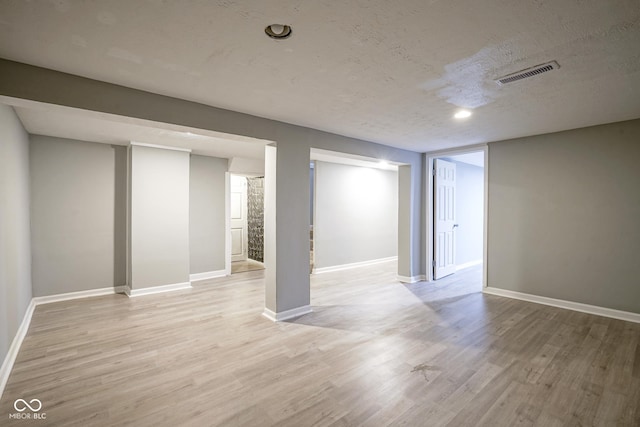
[291, 265, 486, 335]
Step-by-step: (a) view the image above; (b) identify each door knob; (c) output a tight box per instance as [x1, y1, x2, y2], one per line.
[453, 224, 459, 229]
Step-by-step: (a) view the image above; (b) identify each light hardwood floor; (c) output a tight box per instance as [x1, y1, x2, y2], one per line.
[1, 262, 639, 426]
[231, 259, 265, 274]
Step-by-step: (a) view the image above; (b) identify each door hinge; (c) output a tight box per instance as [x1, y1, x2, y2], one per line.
[432, 260, 436, 267]
[432, 169, 436, 176]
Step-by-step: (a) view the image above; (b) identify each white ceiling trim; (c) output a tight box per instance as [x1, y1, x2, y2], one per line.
[130, 141, 192, 153]
[2, 96, 272, 159]
[310, 148, 399, 171]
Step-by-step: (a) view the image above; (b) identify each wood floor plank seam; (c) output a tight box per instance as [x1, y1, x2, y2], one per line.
[1, 263, 639, 426]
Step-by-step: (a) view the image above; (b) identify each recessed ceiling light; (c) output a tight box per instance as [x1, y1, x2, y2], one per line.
[379, 160, 389, 168]
[265, 24, 292, 40]
[454, 110, 472, 119]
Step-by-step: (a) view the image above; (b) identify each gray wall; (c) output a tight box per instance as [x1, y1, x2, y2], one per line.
[113, 146, 128, 289]
[442, 159, 484, 266]
[314, 161, 398, 269]
[264, 146, 278, 311]
[0, 59, 423, 316]
[30, 135, 117, 296]
[488, 119, 640, 313]
[0, 105, 32, 366]
[189, 155, 227, 274]
[129, 145, 190, 289]
[310, 165, 314, 226]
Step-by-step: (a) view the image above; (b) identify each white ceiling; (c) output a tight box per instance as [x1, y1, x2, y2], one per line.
[1, 1, 639, 152]
[8, 99, 269, 159]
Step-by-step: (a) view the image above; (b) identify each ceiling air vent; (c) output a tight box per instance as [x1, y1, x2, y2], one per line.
[494, 61, 560, 85]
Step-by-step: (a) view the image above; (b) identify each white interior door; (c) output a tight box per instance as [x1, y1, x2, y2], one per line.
[434, 159, 457, 279]
[230, 175, 248, 262]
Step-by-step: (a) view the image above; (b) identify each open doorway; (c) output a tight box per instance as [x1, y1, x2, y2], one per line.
[309, 149, 398, 276]
[229, 174, 265, 274]
[428, 148, 486, 290]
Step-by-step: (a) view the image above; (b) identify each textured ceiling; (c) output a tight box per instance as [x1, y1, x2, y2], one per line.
[1, 0, 639, 152]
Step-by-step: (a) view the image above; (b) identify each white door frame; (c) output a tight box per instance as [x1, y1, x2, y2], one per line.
[224, 172, 231, 275]
[425, 144, 488, 288]
[229, 174, 249, 262]
[433, 159, 458, 279]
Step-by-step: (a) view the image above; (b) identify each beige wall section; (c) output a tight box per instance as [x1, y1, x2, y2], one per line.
[129, 145, 190, 289]
[0, 105, 32, 364]
[487, 119, 640, 314]
[314, 161, 397, 269]
[30, 135, 116, 296]
[189, 155, 227, 274]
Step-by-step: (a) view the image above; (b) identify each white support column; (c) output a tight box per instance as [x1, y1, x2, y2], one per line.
[397, 165, 414, 282]
[263, 143, 312, 321]
[127, 143, 191, 296]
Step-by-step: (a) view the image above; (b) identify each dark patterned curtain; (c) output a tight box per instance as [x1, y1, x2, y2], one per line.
[246, 177, 264, 262]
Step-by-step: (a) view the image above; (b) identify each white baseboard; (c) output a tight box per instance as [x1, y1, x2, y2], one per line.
[0, 300, 36, 400]
[456, 259, 483, 271]
[397, 275, 427, 284]
[1, 286, 127, 399]
[125, 281, 192, 297]
[262, 305, 312, 322]
[32, 286, 125, 305]
[1, 281, 195, 399]
[189, 270, 227, 282]
[483, 287, 640, 324]
[313, 256, 397, 274]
